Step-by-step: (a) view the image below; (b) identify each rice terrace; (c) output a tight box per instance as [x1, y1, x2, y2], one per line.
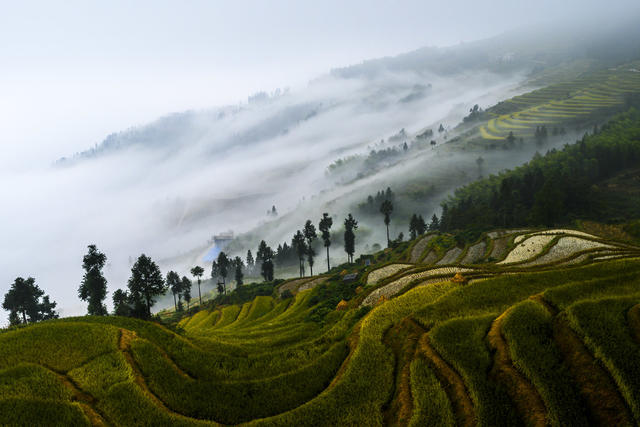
[2, 226, 640, 425]
[4, 2, 640, 427]
[477, 62, 640, 142]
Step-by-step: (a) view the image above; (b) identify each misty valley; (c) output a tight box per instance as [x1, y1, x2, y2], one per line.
[3, 5, 640, 426]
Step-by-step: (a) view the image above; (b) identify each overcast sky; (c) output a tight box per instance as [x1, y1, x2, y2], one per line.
[1, 0, 639, 168]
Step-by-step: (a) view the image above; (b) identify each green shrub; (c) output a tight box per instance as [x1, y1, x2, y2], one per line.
[427, 234, 457, 256]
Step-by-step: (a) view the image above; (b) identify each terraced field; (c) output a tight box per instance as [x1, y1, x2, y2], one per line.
[2, 228, 640, 426]
[478, 63, 640, 141]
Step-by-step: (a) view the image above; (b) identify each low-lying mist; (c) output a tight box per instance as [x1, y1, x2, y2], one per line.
[1, 58, 532, 319]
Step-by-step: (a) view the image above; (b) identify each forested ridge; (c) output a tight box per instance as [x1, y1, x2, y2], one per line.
[440, 108, 640, 232]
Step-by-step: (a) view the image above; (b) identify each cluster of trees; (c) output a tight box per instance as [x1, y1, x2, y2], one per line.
[2, 277, 58, 326]
[76, 245, 201, 320]
[359, 187, 395, 215]
[4, 198, 448, 325]
[112, 254, 167, 319]
[277, 213, 335, 277]
[408, 214, 427, 239]
[327, 138, 432, 180]
[440, 109, 640, 231]
[463, 104, 483, 122]
[167, 271, 192, 311]
[211, 251, 246, 294]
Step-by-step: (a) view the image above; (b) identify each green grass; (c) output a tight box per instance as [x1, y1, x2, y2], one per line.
[212, 305, 241, 328]
[68, 352, 132, 398]
[0, 364, 74, 401]
[132, 337, 349, 424]
[429, 315, 520, 426]
[1, 232, 639, 426]
[0, 322, 119, 371]
[408, 356, 456, 426]
[0, 399, 90, 426]
[501, 300, 589, 426]
[567, 296, 640, 423]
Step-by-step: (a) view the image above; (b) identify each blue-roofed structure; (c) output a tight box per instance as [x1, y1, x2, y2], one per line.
[202, 231, 234, 263]
[203, 245, 222, 263]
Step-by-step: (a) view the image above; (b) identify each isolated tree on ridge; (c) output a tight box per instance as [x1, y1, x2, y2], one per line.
[190, 265, 204, 305]
[304, 220, 317, 276]
[344, 214, 358, 263]
[127, 254, 166, 319]
[380, 199, 393, 247]
[78, 244, 108, 316]
[318, 213, 333, 272]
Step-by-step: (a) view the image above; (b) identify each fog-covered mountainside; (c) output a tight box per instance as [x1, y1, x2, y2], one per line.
[9, 21, 639, 316]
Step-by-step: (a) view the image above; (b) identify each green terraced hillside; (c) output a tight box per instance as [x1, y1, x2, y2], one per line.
[477, 63, 640, 141]
[2, 228, 640, 426]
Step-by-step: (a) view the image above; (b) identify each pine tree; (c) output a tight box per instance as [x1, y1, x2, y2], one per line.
[126, 254, 166, 319]
[246, 250, 255, 270]
[167, 271, 181, 311]
[319, 213, 333, 272]
[234, 256, 244, 286]
[380, 199, 393, 247]
[181, 276, 192, 311]
[303, 220, 317, 276]
[257, 240, 274, 282]
[344, 214, 358, 263]
[78, 244, 108, 316]
[417, 215, 427, 235]
[217, 252, 230, 294]
[409, 214, 418, 240]
[429, 214, 440, 231]
[292, 230, 307, 277]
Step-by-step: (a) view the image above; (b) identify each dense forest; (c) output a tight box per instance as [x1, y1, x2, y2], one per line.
[440, 108, 640, 232]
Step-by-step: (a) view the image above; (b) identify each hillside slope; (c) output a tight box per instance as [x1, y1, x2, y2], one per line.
[2, 227, 640, 426]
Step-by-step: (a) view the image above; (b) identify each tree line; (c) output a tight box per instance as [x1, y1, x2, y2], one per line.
[439, 109, 640, 232]
[4, 192, 446, 325]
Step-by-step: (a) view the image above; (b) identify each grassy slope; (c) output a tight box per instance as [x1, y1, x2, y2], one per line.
[1, 245, 640, 426]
